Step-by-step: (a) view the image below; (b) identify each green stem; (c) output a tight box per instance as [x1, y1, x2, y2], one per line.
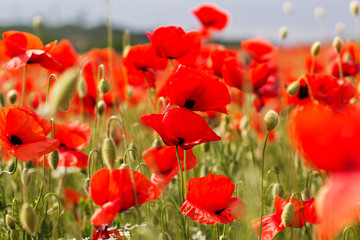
[245, 93, 256, 166]
[105, 0, 115, 89]
[107, 116, 127, 151]
[92, 64, 106, 149]
[183, 149, 187, 196]
[46, 74, 59, 105]
[0, 158, 18, 177]
[342, 226, 356, 240]
[22, 64, 27, 106]
[310, 56, 315, 74]
[87, 149, 101, 178]
[259, 131, 270, 240]
[175, 145, 184, 202]
[124, 148, 143, 175]
[305, 169, 324, 188]
[289, 192, 313, 240]
[161, 203, 178, 235]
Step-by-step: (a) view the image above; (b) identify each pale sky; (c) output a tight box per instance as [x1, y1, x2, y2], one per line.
[0, 0, 357, 44]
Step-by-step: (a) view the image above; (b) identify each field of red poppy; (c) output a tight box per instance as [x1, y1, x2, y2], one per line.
[1, 2, 360, 240]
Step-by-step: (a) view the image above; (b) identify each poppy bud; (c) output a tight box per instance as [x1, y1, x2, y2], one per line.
[83, 178, 90, 193]
[272, 183, 285, 199]
[311, 41, 321, 57]
[152, 139, 163, 147]
[32, 15, 43, 31]
[77, 75, 87, 98]
[350, 1, 359, 16]
[278, 26, 288, 40]
[20, 203, 38, 236]
[102, 138, 116, 169]
[0, 92, 4, 108]
[287, 81, 300, 96]
[98, 78, 111, 94]
[281, 203, 294, 228]
[6, 214, 16, 230]
[264, 110, 279, 131]
[302, 188, 311, 201]
[49, 150, 59, 170]
[333, 36, 343, 54]
[128, 142, 138, 161]
[97, 100, 106, 115]
[7, 89, 18, 104]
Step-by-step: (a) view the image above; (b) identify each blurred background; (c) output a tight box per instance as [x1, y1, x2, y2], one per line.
[0, 0, 357, 52]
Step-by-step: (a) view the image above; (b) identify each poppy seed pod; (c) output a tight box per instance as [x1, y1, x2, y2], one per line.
[333, 36, 343, 54]
[281, 202, 295, 228]
[97, 100, 106, 115]
[32, 15, 43, 31]
[77, 75, 87, 98]
[272, 183, 285, 199]
[49, 150, 59, 170]
[264, 110, 279, 131]
[350, 1, 359, 16]
[302, 188, 311, 201]
[20, 203, 38, 236]
[7, 89, 18, 104]
[6, 214, 16, 230]
[311, 41, 321, 57]
[102, 138, 116, 169]
[287, 81, 300, 96]
[278, 26, 288, 40]
[98, 78, 111, 94]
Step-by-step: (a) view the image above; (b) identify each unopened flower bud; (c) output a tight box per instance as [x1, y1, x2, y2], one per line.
[97, 100, 106, 115]
[279, 26, 288, 40]
[83, 178, 90, 193]
[264, 110, 279, 131]
[302, 188, 311, 201]
[272, 183, 285, 199]
[333, 36, 343, 54]
[128, 142, 138, 161]
[6, 214, 16, 230]
[311, 41, 321, 57]
[287, 81, 300, 96]
[10, 229, 19, 240]
[98, 78, 111, 94]
[350, 1, 359, 16]
[32, 15, 43, 31]
[77, 75, 87, 98]
[7, 89, 18, 104]
[102, 138, 116, 169]
[49, 150, 59, 170]
[20, 203, 38, 236]
[281, 203, 295, 228]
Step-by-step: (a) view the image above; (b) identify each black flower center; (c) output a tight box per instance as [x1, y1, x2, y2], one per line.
[184, 99, 195, 109]
[7, 135, 23, 146]
[297, 85, 309, 99]
[177, 138, 185, 146]
[214, 208, 225, 215]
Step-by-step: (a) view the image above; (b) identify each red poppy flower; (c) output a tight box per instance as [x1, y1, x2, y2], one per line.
[142, 145, 197, 191]
[222, 57, 269, 92]
[89, 168, 160, 226]
[192, 4, 229, 38]
[289, 103, 360, 171]
[180, 173, 246, 224]
[252, 197, 320, 240]
[141, 107, 221, 150]
[0, 30, 61, 71]
[331, 60, 358, 78]
[210, 46, 237, 78]
[146, 26, 201, 59]
[241, 38, 276, 62]
[0, 105, 59, 162]
[166, 65, 231, 113]
[47, 39, 78, 73]
[92, 225, 122, 240]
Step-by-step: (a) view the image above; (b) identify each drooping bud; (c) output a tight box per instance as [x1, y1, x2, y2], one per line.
[97, 100, 106, 115]
[350, 1, 359, 16]
[278, 26, 288, 40]
[20, 203, 38, 236]
[264, 110, 279, 131]
[6, 214, 16, 230]
[102, 138, 116, 169]
[77, 74, 87, 98]
[281, 203, 295, 228]
[333, 36, 343, 54]
[49, 150, 59, 170]
[287, 81, 300, 96]
[128, 142, 138, 161]
[98, 78, 111, 94]
[311, 41, 321, 57]
[302, 188, 311, 201]
[7, 89, 18, 104]
[272, 183, 285, 199]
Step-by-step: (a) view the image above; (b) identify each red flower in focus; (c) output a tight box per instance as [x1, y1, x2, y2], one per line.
[166, 65, 231, 114]
[289, 103, 360, 171]
[142, 145, 197, 191]
[146, 26, 201, 59]
[0, 105, 59, 162]
[141, 107, 221, 150]
[181, 173, 246, 224]
[92, 225, 122, 240]
[252, 197, 319, 240]
[222, 57, 269, 92]
[47, 39, 78, 73]
[89, 168, 160, 226]
[0, 31, 61, 70]
[192, 4, 229, 38]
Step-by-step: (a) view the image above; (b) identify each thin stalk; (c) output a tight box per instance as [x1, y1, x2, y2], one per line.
[21, 64, 27, 106]
[245, 93, 256, 166]
[0, 158, 18, 177]
[289, 192, 313, 240]
[175, 145, 184, 202]
[92, 64, 106, 149]
[259, 131, 270, 240]
[342, 226, 356, 240]
[46, 74, 59, 104]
